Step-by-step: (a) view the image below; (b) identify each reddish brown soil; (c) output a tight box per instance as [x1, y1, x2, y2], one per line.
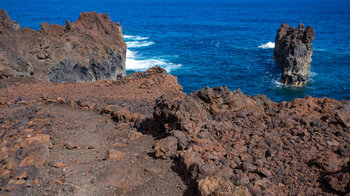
[0, 67, 190, 195]
[0, 67, 184, 114]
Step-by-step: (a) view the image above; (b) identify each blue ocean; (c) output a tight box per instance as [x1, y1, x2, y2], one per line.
[2, 0, 350, 102]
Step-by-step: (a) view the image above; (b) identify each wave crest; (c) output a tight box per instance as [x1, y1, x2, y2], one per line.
[126, 50, 181, 72]
[125, 35, 181, 72]
[258, 42, 275, 49]
[126, 41, 155, 48]
[124, 35, 149, 40]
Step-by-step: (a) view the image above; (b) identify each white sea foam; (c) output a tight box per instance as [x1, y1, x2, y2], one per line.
[126, 41, 155, 48]
[125, 35, 181, 72]
[272, 79, 283, 87]
[310, 72, 317, 77]
[258, 42, 275, 49]
[126, 49, 181, 72]
[124, 35, 149, 40]
[124, 34, 154, 48]
[272, 77, 316, 88]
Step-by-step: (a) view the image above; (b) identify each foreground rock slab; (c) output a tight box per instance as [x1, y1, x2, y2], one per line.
[274, 23, 315, 85]
[0, 9, 126, 82]
[154, 86, 350, 195]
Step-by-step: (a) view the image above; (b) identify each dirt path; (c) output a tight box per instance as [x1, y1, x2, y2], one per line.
[0, 67, 191, 195]
[1, 103, 189, 195]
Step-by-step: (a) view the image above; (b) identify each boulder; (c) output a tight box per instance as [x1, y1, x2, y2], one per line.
[274, 23, 315, 85]
[154, 136, 178, 159]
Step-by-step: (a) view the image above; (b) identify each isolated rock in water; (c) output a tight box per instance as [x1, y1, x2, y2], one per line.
[0, 9, 126, 82]
[274, 23, 315, 85]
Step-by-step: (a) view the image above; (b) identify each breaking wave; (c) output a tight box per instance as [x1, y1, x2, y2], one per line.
[126, 41, 155, 48]
[258, 42, 275, 49]
[125, 35, 181, 72]
[124, 35, 149, 40]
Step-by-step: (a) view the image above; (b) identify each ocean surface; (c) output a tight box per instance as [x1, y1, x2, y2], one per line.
[2, 0, 350, 102]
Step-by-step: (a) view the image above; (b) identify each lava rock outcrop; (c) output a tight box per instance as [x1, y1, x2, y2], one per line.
[0, 9, 126, 82]
[274, 23, 315, 85]
[154, 86, 350, 195]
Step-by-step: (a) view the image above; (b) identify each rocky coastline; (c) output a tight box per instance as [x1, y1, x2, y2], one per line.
[0, 10, 349, 196]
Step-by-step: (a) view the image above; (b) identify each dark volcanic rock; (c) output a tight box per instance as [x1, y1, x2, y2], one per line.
[0, 9, 126, 82]
[274, 23, 315, 85]
[153, 86, 350, 195]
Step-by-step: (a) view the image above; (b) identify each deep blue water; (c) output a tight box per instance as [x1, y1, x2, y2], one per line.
[2, 0, 350, 102]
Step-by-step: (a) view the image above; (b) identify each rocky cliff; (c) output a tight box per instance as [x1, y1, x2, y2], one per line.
[0, 10, 126, 82]
[274, 23, 315, 85]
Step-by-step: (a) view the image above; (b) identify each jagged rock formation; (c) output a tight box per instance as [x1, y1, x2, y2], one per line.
[274, 23, 315, 85]
[0, 9, 126, 82]
[154, 86, 350, 195]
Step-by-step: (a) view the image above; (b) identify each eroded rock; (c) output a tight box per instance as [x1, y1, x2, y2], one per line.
[153, 86, 350, 195]
[154, 136, 178, 159]
[0, 9, 126, 83]
[274, 23, 315, 85]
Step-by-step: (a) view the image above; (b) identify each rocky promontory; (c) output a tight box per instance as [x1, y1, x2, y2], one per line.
[274, 23, 315, 85]
[0, 10, 126, 82]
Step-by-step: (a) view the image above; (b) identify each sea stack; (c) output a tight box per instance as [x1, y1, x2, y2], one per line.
[0, 10, 126, 82]
[274, 23, 315, 85]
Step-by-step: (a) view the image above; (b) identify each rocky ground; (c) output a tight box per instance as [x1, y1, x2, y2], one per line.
[154, 86, 350, 195]
[0, 67, 349, 195]
[0, 67, 192, 195]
